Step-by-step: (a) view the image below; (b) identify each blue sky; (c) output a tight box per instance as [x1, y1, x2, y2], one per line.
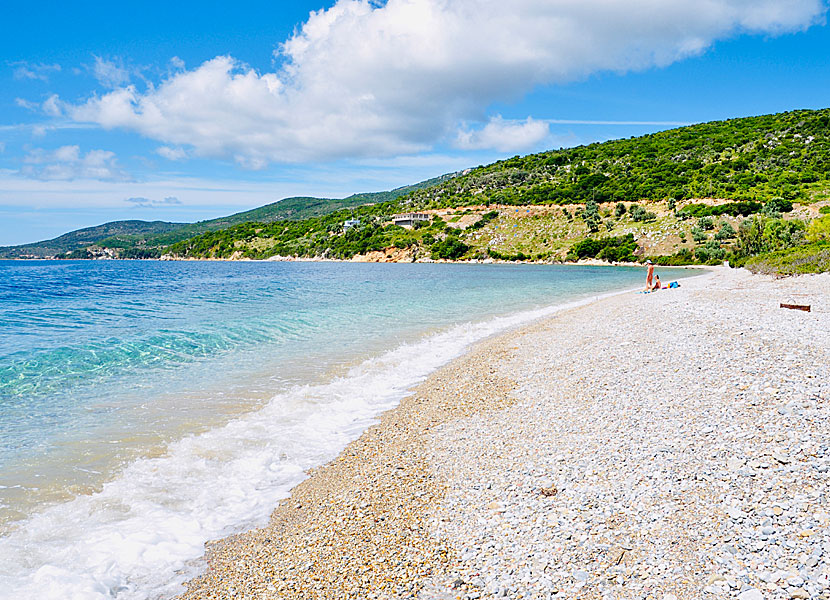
[1, 0, 829, 246]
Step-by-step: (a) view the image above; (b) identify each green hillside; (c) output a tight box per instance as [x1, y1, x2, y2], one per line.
[0, 175, 451, 259]
[168, 108, 830, 273]
[0, 220, 186, 259]
[400, 108, 830, 209]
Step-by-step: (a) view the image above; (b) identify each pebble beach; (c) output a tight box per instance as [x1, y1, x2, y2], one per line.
[178, 267, 829, 600]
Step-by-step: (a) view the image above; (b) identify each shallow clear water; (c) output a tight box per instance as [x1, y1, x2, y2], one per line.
[0, 259, 693, 599]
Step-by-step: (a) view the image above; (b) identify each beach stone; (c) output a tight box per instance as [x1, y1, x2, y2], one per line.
[175, 269, 830, 600]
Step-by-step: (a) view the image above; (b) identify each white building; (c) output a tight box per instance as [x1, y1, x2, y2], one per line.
[392, 213, 430, 228]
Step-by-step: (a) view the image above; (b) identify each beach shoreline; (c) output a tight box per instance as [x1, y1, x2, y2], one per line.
[177, 267, 828, 600]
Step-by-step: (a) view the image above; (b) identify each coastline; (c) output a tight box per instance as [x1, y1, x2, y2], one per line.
[177, 267, 828, 600]
[3, 255, 702, 269]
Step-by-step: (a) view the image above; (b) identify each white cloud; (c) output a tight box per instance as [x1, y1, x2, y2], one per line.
[15, 98, 38, 110]
[68, 0, 825, 164]
[456, 116, 550, 152]
[92, 56, 132, 88]
[12, 62, 61, 81]
[42, 94, 63, 117]
[21, 145, 129, 181]
[125, 195, 182, 207]
[156, 146, 188, 161]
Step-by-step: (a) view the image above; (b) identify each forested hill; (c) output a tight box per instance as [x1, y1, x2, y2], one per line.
[399, 108, 830, 209]
[0, 174, 453, 258]
[167, 107, 830, 273]
[0, 220, 186, 259]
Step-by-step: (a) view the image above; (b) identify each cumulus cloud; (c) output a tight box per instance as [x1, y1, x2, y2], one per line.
[68, 0, 825, 164]
[125, 195, 182, 207]
[21, 145, 128, 181]
[456, 116, 550, 152]
[12, 61, 61, 81]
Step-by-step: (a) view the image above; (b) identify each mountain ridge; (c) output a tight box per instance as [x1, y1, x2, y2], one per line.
[0, 173, 454, 258]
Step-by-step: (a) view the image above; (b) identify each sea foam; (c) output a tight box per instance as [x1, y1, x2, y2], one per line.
[0, 291, 624, 600]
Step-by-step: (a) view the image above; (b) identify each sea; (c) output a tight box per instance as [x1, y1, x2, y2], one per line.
[0, 260, 693, 599]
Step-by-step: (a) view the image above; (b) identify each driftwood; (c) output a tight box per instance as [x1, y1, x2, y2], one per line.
[780, 303, 811, 312]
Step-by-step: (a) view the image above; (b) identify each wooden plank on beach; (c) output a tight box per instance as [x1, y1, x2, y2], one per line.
[780, 303, 811, 312]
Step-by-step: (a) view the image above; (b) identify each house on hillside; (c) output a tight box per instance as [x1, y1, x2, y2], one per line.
[343, 219, 361, 231]
[392, 213, 430, 228]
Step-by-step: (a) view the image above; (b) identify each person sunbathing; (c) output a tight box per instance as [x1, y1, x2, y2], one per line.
[651, 274, 662, 290]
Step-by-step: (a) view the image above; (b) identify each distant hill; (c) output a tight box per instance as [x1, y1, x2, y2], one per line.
[0, 220, 186, 259]
[0, 174, 453, 258]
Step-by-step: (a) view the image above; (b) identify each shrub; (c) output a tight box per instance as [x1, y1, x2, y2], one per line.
[697, 216, 715, 230]
[807, 215, 830, 243]
[762, 218, 806, 251]
[714, 222, 736, 240]
[743, 242, 830, 275]
[681, 201, 762, 218]
[696, 240, 726, 263]
[569, 233, 637, 262]
[468, 210, 499, 230]
[614, 202, 627, 217]
[691, 226, 708, 243]
[653, 248, 694, 265]
[581, 199, 601, 232]
[629, 204, 647, 221]
[764, 197, 793, 214]
[431, 237, 469, 259]
[737, 216, 765, 256]
[738, 215, 806, 255]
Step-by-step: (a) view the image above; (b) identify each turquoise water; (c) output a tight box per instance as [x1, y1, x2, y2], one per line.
[0, 259, 688, 599]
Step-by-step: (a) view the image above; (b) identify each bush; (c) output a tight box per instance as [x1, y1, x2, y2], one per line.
[744, 242, 830, 275]
[487, 249, 530, 261]
[762, 218, 806, 251]
[691, 226, 708, 243]
[714, 222, 736, 240]
[581, 199, 601, 232]
[468, 210, 499, 230]
[569, 233, 637, 262]
[653, 248, 695, 265]
[681, 201, 762, 218]
[698, 216, 715, 230]
[807, 215, 830, 243]
[695, 239, 726, 263]
[431, 237, 469, 259]
[615, 202, 627, 217]
[738, 215, 806, 255]
[629, 204, 646, 221]
[764, 197, 793, 214]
